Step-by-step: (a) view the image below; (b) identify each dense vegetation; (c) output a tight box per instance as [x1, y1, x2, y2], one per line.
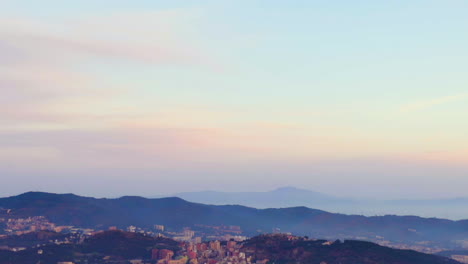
[0, 230, 67, 248]
[242, 234, 460, 264]
[0, 230, 181, 264]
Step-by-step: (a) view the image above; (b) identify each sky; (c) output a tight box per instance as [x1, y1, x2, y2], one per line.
[1, 0, 467, 199]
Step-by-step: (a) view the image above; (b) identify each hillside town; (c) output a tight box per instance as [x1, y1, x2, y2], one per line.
[0, 214, 459, 254]
[1, 214, 468, 264]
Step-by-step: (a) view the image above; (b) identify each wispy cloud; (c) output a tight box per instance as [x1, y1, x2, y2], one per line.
[0, 9, 210, 130]
[0, 9, 206, 65]
[399, 93, 468, 113]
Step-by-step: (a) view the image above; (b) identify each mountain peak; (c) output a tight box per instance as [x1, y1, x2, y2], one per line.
[272, 186, 307, 192]
[15, 191, 78, 200]
[271, 186, 327, 196]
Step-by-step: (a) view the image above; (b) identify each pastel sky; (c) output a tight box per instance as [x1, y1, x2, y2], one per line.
[1, 0, 467, 198]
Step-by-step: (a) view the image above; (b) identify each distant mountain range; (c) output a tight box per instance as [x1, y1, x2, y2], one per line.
[169, 187, 468, 220]
[169, 186, 349, 208]
[1, 192, 468, 249]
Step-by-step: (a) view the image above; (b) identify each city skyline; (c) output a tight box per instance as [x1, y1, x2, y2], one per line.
[1, 0, 468, 198]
